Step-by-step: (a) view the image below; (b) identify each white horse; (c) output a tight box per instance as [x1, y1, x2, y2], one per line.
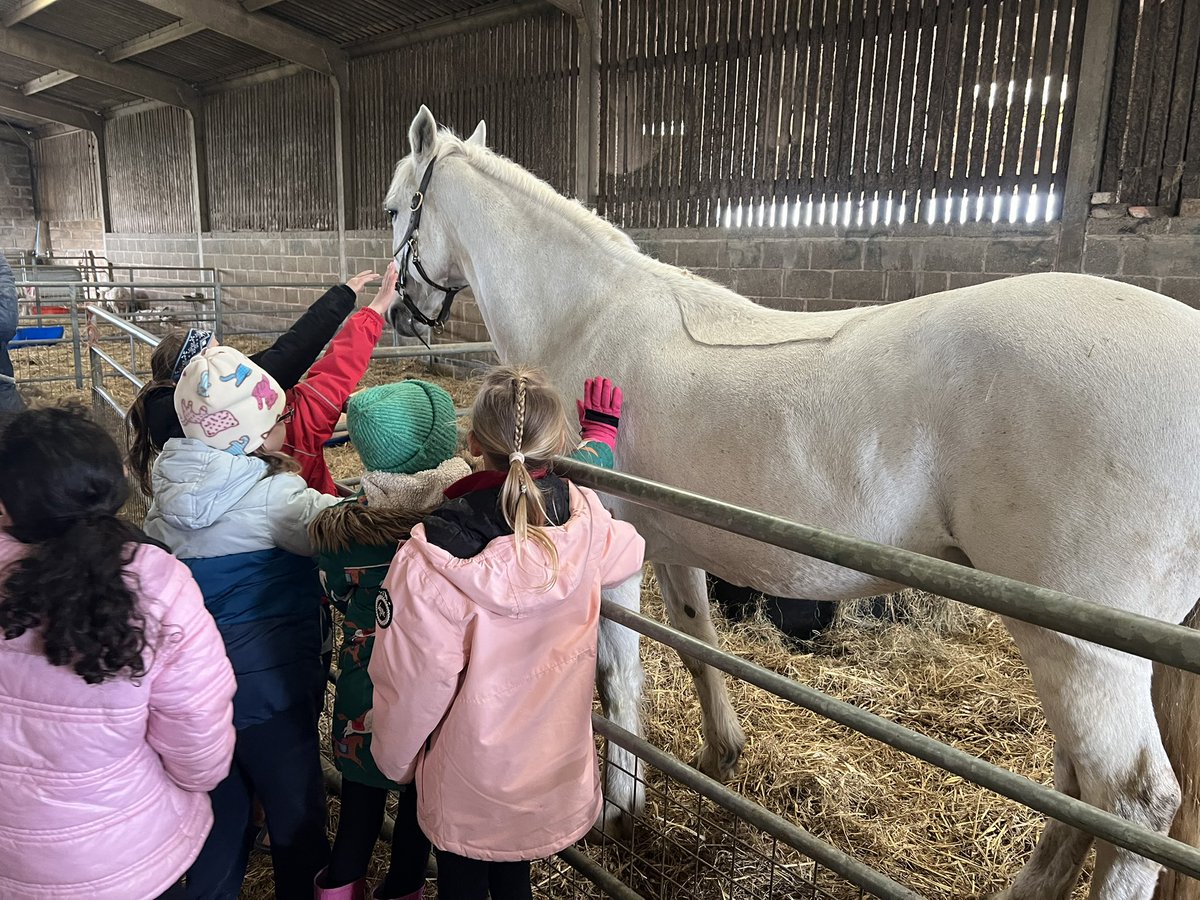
[384, 106, 1200, 900]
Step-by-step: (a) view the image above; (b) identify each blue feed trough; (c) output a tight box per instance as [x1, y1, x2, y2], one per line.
[12, 325, 65, 346]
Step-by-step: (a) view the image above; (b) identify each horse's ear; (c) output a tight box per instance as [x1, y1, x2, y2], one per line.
[409, 105, 438, 162]
[466, 120, 487, 148]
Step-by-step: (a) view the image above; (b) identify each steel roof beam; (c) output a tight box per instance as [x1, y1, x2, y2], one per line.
[104, 20, 205, 62]
[544, 0, 583, 16]
[2, 0, 61, 28]
[0, 81, 100, 131]
[241, 0, 285, 10]
[20, 67, 74, 94]
[0, 24, 199, 108]
[348, 0, 552, 56]
[134, 0, 344, 75]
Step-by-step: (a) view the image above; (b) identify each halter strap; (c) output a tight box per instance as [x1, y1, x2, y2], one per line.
[392, 156, 468, 333]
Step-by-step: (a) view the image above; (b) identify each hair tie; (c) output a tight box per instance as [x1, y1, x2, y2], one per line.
[509, 451, 526, 465]
[172, 328, 215, 382]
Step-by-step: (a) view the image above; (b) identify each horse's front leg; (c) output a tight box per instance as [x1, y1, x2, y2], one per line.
[654, 562, 746, 781]
[594, 572, 646, 840]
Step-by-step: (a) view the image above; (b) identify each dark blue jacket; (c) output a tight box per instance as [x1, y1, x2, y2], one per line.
[0, 256, 21, 413]
[143, 439, 339, 727]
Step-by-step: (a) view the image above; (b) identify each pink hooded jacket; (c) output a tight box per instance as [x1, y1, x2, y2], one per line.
[0, 533, 237, 899]
[369, 483, 645, 861]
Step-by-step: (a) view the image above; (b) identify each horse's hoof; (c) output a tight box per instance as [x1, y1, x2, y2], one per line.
[585, 801, 634, 843]
[691, 742, 742, 782]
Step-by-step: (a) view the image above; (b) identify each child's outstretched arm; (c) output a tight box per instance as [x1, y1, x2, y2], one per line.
[265, 474, 341, 557]
[368, 539, 467, 784]
[283, 264, 397, 466]
[569, 376, 623, 470]
[250, 270, 378, 389]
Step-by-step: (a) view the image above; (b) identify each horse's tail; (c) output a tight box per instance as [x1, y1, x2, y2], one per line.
[1153, 600, 1200, 900]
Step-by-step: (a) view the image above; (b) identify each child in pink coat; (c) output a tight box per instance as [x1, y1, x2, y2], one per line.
[369, 365, 645, 900]
[0, 406, 236, 900]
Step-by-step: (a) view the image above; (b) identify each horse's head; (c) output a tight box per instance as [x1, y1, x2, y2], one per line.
[384, 105, 487, 338]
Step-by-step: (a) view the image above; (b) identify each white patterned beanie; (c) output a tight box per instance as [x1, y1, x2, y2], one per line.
[174, 346, 285, 456]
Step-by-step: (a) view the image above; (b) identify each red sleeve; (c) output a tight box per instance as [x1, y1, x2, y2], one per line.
[284, 307, 384, 473]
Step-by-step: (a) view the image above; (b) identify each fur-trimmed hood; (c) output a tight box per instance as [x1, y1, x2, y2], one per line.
[309, 456, 472, 553]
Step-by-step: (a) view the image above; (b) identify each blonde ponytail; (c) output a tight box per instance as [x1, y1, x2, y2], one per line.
[472, 366, 571, 588]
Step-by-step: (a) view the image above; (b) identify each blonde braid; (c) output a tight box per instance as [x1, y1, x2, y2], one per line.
[512, 375, 527, 485]
[474, 365, 571, 589]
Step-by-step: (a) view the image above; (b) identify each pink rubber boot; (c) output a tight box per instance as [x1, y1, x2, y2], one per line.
[313, 868, 367, 900]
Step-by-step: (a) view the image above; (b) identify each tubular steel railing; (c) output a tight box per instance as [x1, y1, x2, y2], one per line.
[552, 455, 1200, 887]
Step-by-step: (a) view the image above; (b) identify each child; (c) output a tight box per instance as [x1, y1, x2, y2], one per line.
[0, 405, 236, 900]
[143, 346, 340, 900]
[368, 366, 644, 900]
[127, 266, 393, 497]
[308, 374, 625, 900]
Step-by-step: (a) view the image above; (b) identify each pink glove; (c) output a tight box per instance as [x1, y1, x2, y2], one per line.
[576, 377, 622, 449]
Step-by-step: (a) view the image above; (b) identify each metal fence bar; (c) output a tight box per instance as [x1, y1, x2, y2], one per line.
[92, 384, 129, 419]
[591, 713, 920, 899]
[553, 457, 1200, 676]
[90, 346, 145, 391]
[371, 342, 496, 360]
[556, 846, 649, 900]
[597, 598, 1200, 882]
[17, 281, 216, 290]
[85, 306, 163, 349]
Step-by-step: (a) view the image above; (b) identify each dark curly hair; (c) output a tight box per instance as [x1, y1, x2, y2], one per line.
[0, 405, 162, 684]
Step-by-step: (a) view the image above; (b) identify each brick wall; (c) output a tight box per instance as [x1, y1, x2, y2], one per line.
[628, 222, 1062, 312]
[1081, 216, 1200, 308]
[104, 211, 1200, 349]
[0, 141, 36, 251]
[626, 216, 1200, 313]
[46, 219, 104, 256]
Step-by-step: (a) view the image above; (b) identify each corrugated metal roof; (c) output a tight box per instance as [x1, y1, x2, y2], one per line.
[19, 0, 178, 52]
[263, 0, 504, 46]
[38, 78, 140, 109]
[0, 0, 554, 113]
[0, 53, 53, 86]
[133, 29, 278, 84]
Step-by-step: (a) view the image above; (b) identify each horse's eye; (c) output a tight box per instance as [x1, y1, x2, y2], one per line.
[386, 209, 398, 223]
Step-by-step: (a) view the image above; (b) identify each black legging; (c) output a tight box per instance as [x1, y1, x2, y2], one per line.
[436, 851, 532, 900]
[326, 779, 430, 896]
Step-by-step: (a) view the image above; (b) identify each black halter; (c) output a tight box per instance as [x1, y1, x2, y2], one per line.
[391, 156, 467, 332]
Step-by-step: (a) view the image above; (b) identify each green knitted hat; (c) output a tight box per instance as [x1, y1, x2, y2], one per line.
[347, 380, 458, 475]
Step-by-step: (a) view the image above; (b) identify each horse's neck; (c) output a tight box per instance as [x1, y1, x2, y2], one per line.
[444, 166, 638, 362]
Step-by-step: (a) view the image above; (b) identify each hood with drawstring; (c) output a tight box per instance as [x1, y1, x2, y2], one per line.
[144, 438, 339, 727]
[367, 477, 645, 861]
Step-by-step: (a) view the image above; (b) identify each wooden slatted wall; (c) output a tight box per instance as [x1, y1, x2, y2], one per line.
[204, 70, 339, 231]
[106, 106, 196, 234]
[350, 8, 578, 231]
[1100, 0, 1200, 211]
[598, 0, 1088, 228]
[34, 130, 102, 223]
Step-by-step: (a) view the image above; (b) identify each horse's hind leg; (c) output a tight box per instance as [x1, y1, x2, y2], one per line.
[1002, 621, 1180, 900]
[989, 746, 1092, 900]
[594, 573, 646, 839]
[654, 562, 746, 781]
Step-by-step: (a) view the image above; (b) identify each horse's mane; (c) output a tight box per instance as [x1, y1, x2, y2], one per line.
[385, 125, 765, 311]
